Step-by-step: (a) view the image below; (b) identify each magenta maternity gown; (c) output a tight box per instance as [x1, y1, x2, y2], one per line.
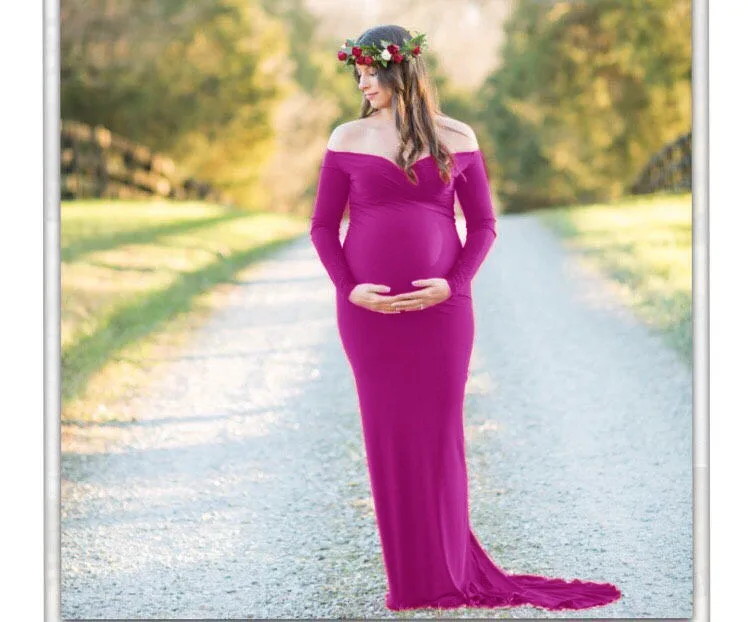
[309, 146, 623, 612]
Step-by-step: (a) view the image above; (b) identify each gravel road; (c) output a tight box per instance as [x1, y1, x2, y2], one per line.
[61, 213, 692, 619]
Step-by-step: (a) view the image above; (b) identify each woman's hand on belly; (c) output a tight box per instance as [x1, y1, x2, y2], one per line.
[349, 283, 406, 314]
[387, 278, 452, 312]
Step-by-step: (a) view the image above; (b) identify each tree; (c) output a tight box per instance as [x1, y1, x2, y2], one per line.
[482, 0, 691, 210]
[61, 0, 293, 206]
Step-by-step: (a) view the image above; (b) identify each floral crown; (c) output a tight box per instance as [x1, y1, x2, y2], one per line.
[337, 31, 428, 68]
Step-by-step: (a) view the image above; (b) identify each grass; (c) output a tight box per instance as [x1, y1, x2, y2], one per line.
[538, 192, 692, 364]
[61, 199, 308, 423]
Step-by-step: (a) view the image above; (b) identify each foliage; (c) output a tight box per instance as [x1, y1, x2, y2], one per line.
[482, 0, 692, 211]
[61, 0, 293, 206]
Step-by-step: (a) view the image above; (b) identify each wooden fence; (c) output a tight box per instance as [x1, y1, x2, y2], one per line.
[61, 120, 231, 204]
[630, 131, 692, 195]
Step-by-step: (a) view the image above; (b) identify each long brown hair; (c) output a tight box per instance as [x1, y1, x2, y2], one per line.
[352, 25, 464, 185]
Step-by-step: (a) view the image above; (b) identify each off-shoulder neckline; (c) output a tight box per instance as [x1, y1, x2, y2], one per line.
[325, 148, 480, 171]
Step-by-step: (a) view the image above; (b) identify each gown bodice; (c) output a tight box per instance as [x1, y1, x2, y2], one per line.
[310, 147, 498, 298]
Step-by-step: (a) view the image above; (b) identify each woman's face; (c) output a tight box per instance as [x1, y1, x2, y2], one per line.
[355, 64, 392, 109]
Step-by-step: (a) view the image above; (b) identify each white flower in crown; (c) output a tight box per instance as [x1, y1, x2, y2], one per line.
[380, 48, 392, 61]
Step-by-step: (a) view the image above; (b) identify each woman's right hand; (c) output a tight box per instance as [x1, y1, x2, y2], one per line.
[348, 284, 402, 314]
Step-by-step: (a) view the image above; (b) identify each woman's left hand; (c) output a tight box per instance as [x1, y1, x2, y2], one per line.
[387, 278, 451, 312]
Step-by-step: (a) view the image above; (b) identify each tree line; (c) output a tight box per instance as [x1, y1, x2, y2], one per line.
[480, 0, 691, 211]
[61, 0, 691, 211]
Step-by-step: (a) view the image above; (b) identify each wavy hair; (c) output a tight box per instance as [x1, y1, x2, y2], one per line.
[352, 25, 467, 185]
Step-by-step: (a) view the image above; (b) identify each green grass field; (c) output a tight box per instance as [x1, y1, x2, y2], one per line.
[538, 192, 692, 364]
[61, 200, 308, 422]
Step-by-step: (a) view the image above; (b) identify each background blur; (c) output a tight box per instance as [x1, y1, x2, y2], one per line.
[60, 0, 691, 420]
[61, 0, 691, 211]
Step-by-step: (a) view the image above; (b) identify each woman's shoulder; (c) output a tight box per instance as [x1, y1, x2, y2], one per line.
[435, 115, 480, 152]
[326, 119, 372, 151]
[325, 114, 479, 153]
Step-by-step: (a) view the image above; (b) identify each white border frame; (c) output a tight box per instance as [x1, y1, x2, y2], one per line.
[692, 0, 708, 620]
[43, 0, 708, 619]
[44, 0, 61, 618]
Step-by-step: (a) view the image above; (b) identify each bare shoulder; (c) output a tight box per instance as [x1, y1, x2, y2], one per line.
[326, 119, 370, 151]
[435, 114, 479, 152]
[327, 114, 478, 152]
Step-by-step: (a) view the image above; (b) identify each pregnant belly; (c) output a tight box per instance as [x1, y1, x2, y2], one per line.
[343, 216, 462, 295]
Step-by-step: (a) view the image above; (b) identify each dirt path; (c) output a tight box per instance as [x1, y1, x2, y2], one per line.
[61, 214, 692, 619]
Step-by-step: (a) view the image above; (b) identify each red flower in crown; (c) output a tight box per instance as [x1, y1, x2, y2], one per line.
[336, 32, 427, 69]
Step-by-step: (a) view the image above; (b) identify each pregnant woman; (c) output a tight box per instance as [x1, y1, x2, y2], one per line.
[310, 25, 622, 612]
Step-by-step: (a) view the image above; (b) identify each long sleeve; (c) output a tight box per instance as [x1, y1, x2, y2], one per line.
[309, 154, 359, 299]
[445, 150, 498, 295]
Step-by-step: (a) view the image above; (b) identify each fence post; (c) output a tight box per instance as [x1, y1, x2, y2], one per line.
[93, 125, 111, 198]
[630, 131, 692, 195]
